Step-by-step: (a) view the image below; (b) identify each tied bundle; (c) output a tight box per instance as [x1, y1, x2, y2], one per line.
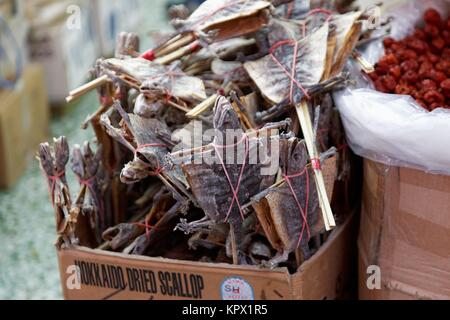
[39, 0, 379, 271]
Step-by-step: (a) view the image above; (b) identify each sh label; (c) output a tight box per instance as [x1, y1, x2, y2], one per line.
[221, 277, 254, 300]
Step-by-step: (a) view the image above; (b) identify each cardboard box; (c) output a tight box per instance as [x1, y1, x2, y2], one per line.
[27, 0, 100, 103]
[0, 64, 49, 188]
[358, 160, 450, 300]
[57, 212, 355, 300]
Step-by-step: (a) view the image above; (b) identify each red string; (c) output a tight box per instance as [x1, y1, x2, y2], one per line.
[283, 166, 311, 248]
[286, 1, 295, 19]
[307, 8, 333, 19]
[135, 143, 168, 177]
[269, 40, 310, 103]
[132, 220, 159, 239]
[212, 135, 249, 222]
[299, 8, 333, 40]
[78, 176, 106, 230]
[310, 158, 321, 170]
[48, 171, 65, 205]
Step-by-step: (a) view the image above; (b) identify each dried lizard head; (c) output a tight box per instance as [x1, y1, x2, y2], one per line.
[140, 78, 170, 100]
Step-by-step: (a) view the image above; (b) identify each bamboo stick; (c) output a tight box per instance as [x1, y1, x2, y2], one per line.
[66, 75, 109, 103]
[229, 223, 239, 265]
[352, 50, 375, 73]
[295, 100, 336, 231]
[154, 41, 201, 65]
[186, 94, 218, 118]
[167, 100, 192, 113]
[156, 33, 196, 57]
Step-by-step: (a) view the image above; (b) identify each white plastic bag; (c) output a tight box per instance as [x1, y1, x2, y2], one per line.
[334, 0, 450, 175]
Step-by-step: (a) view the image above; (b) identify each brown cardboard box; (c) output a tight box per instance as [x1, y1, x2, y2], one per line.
[0, 64, 49, 188]
[358, 160, 450, 300]
[57, 213, 355, 300]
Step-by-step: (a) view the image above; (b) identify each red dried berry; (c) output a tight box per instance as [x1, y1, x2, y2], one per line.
[400, 60, 419, 72]
[415, 99, 428, 109]
[443, 30, 450, 46]
[423, 90, 445, 104]
[402, 70, 419, 83]
[368, 72, 378, 81]
[413, 28, 427, 40]
[407, 38, 429, 53]
[424, 24, 440, 38]
[435, 60, 450, 76]
[431, 37, 445, 52]
[374, 78, 388, 93]
[421, 79, 437, 90]
[442, 48, 450, 60]
[411, 89, 422, 100]
[382, 75, 397, 92]
[419, 61, 433, 77]
[428, 70, 447, 84]
[388, 65, 402, 79]
[395, 84, 413, 95]
[440, 79, 450, 98]
[426, 52, 440, 63]
[383, 37, 395, 48]
[375, 63, 389, 75]
[380, 53, 399, 66]
[423, 9, 442, 26]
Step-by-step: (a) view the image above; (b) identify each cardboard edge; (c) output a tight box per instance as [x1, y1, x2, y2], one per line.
[58, 244, 291, 276]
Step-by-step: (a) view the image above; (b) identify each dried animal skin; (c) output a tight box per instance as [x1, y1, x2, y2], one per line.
[101, 58, 206, 101]
[70, 142, 105, 242]
[329, 11, 362, 76]
[181, 97, 276, 225]
[211, 59, 248, 83]
[275, 0, 311, 19]
[244, 22, 329, 104]
[315, 93, 334, 152]
[103, 223, 144, 251]
[267, 18, 305, 46]
[184, 0, 271, 33]
[188, 223, 229, 250]
[115, 32, 140, 58]
[253, 139, 321, 266]
[133, 94, 165, 118]
[173, 97, 279, 263]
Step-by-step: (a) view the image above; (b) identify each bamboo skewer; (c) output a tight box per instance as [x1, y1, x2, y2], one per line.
[352, 50, 375, 73]
[230, 91, 254, 130]
[229, 223, 239, 265]
[154, 40, 201, 65]
[156, 33, 197, 57]
[186, 94, 218, 118]
[295, 100, 335, 231]
[66, 75, 109, 103]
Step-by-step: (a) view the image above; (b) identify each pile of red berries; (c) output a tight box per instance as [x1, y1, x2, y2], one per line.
[369, 8, 450, 111]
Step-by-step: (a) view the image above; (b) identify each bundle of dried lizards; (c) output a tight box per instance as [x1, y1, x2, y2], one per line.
[40, 0, 376, 271]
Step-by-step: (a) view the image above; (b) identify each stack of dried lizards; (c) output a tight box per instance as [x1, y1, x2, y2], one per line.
[40, 0, 378, 272]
